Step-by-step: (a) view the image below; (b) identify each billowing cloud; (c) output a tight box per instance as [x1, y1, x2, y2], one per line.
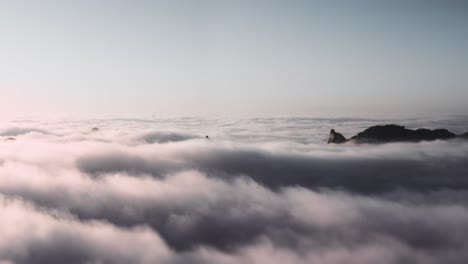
[0, 127, 50, 137]
[0, 196, 172, 264]
[0, 118, 467, 263]
[136, 131, 199, 144]
[76, 139, 468, 193]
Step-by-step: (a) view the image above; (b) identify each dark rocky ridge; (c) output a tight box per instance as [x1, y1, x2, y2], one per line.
[328, 124, 467, 144]
[351, 125, 456, 143]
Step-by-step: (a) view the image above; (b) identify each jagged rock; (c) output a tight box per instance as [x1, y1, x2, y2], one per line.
[5, 137, 16, 141]
[91, 127, 100, 132]
[350, 124, 456, 143]
[328, 129, 347, 144]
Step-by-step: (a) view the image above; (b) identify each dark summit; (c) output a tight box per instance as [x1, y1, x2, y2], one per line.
[328, 129, 347, 144]
[351, 125, 456, 142]
[328, 124, 465, 144]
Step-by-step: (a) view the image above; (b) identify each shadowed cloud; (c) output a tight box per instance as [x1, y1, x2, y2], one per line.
[0, 118, 467, 263]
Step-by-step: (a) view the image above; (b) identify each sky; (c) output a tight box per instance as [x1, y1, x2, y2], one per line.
[1, 0, 467, 118]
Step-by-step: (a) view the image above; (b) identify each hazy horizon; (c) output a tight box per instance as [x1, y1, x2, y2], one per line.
[2, 1, 468, 117]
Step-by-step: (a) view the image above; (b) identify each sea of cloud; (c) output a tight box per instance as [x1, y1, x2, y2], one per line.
[0, 116, 467, 264]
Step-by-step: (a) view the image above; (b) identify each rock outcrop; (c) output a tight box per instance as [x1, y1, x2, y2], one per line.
[328, 129, 347, 144]
[351, 125, 456, 143]
[328, 124, 463, 144]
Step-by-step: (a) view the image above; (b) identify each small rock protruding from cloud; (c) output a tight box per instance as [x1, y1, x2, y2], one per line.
[328, 129, 347, 144]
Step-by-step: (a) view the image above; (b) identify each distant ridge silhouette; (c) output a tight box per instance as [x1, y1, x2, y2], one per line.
[328, 124, 467, 144]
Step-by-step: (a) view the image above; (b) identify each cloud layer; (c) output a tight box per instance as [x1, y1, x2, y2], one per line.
[0, 117, 467, 263]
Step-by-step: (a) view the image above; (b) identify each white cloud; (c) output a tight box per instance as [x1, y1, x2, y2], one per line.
[0, 118, 467, 263]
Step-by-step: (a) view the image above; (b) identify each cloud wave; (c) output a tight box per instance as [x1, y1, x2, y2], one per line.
[0, 119, 467, 263]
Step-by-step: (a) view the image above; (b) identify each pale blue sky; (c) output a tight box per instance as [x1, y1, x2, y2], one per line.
[1, 1, 467, 117]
